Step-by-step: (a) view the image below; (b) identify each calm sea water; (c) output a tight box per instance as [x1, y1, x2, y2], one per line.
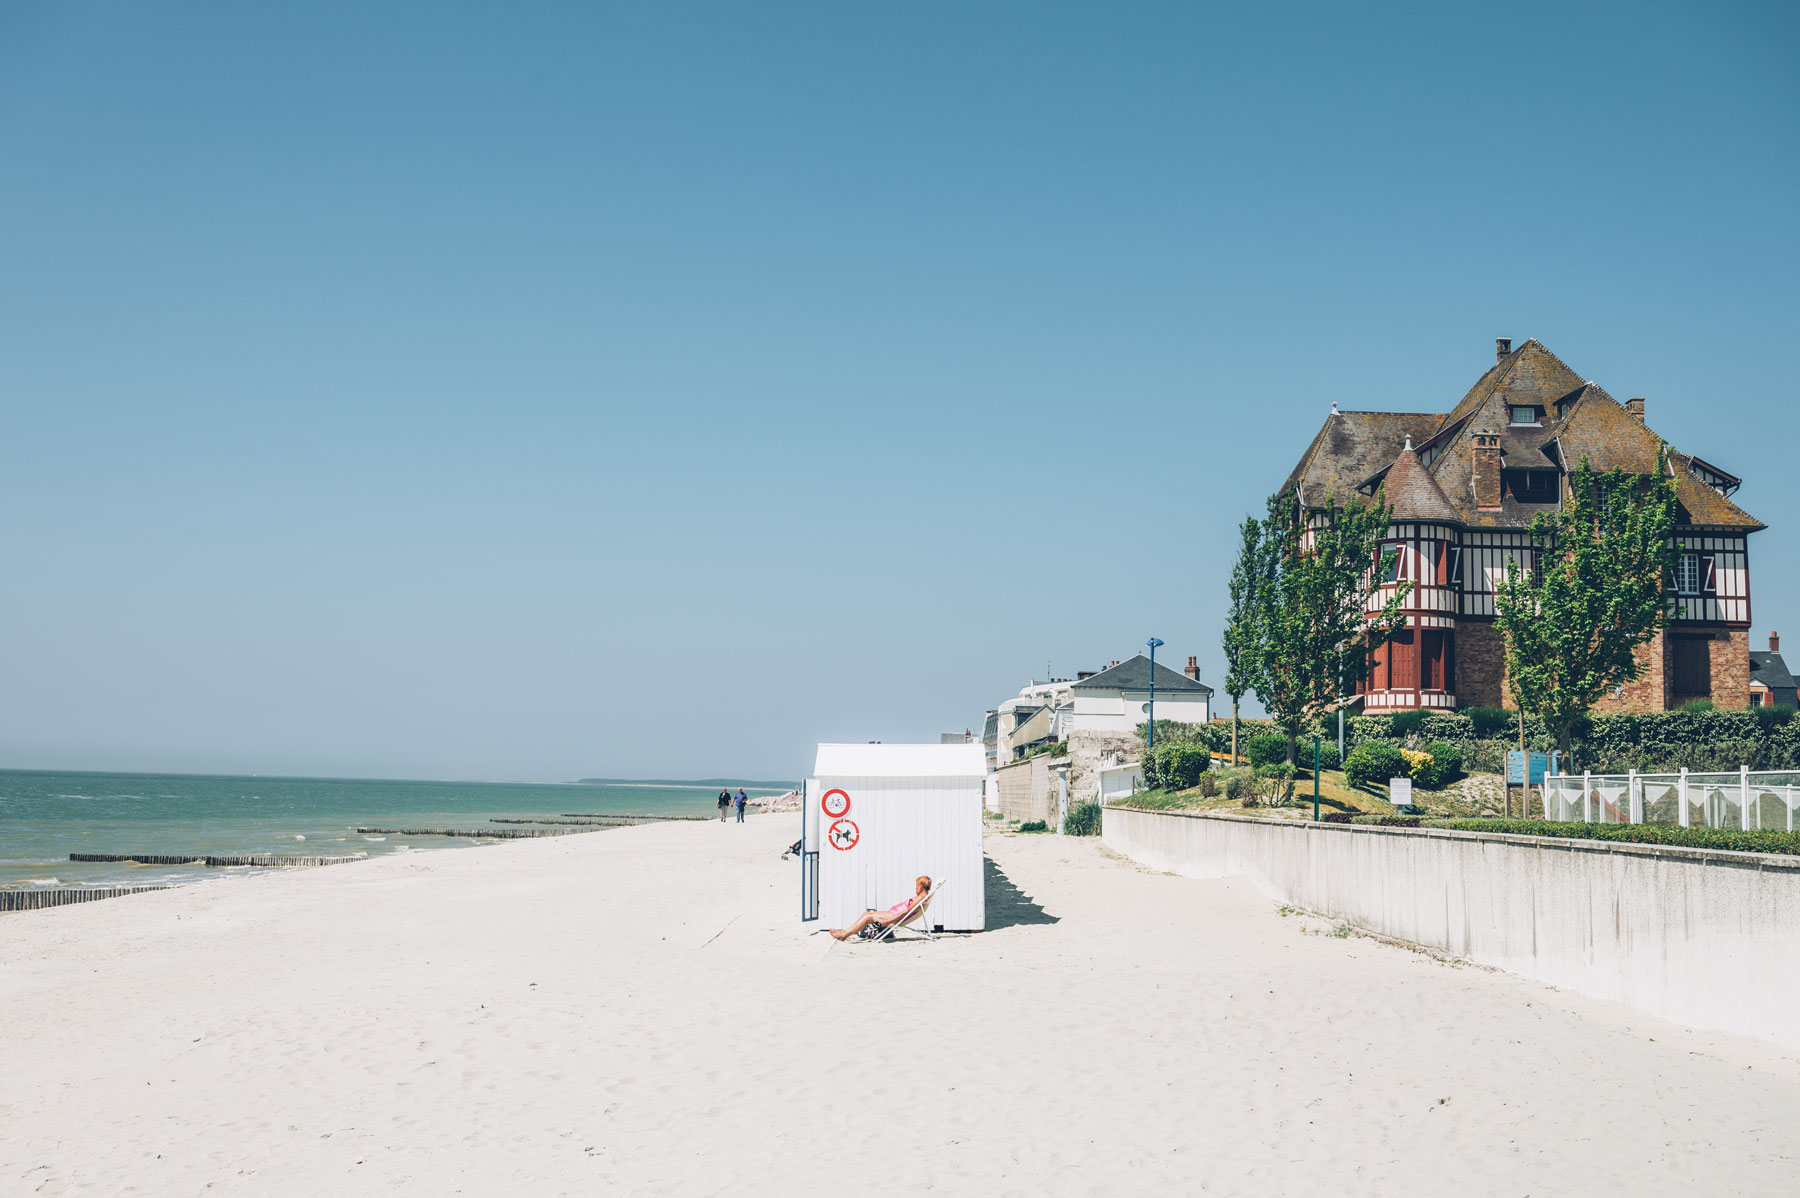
[0, 770, 788, 891]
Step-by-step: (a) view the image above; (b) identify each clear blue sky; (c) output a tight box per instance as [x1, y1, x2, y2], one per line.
[1, 2, 1794, 780]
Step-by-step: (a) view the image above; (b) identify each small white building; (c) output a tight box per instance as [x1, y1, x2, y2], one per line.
[803, 742, 986, 932]
[1069, 653, 1212, 731]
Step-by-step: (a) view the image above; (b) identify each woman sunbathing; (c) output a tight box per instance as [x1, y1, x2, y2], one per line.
[829, 876, 931, 941]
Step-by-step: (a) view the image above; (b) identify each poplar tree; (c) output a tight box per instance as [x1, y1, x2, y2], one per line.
[1221, 515, 1269, 766]
[1494, 452, 1679, 766]
[1253, 487, 1410, 765]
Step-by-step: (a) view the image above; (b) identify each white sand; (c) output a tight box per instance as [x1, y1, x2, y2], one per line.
[3, 816, 1797, 1196]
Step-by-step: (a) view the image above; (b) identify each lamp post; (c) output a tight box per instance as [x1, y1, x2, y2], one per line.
[1146, 637, 1164, 751]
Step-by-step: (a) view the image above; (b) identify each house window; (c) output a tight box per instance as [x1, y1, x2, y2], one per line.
[1509, 405, 1545, 425]
[1504, 470, 1558, 503]
[1377, 546, 1400, 584]
[1446, 546, 1463, 587]
[1675, 552, 1716, 596]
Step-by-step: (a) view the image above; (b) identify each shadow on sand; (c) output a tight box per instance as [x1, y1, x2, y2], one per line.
[983, 855, 1058, 930]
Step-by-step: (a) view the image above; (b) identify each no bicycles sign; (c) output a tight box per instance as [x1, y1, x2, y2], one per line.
[821, 788, 851, 818]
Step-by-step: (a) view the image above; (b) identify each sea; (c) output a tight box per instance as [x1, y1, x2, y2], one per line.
[0, 770, 791, 893]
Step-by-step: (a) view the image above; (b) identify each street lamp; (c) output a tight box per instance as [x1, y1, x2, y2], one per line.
[1146, 637, 1164, 751]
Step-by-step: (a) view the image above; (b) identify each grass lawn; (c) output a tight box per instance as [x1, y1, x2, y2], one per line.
[1116, 767, 1397, 819]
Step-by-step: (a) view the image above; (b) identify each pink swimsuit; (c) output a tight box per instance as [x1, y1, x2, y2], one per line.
[887, 896, 917, 917]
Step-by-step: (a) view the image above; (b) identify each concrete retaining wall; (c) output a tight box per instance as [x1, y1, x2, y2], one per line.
[1104, 806, 1800, 1049]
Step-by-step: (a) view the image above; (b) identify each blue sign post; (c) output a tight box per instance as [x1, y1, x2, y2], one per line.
[1506, 750, 1549, 785]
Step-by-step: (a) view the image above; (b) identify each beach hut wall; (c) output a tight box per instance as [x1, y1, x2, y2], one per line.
[809, 743, 987, 932]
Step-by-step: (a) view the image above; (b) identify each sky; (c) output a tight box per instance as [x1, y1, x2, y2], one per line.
[1, 1, 1795, 781]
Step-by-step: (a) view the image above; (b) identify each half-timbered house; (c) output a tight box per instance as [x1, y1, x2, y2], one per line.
[1285, 338, 1766, 713]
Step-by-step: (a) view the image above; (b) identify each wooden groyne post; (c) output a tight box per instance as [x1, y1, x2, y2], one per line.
[0, 886, 173, 913]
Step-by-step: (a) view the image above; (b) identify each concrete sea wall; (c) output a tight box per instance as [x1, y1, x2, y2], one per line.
[1104, 806, 1800, 1050]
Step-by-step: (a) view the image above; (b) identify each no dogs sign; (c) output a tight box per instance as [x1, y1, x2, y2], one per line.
[827, 819, 860, 850]
[821, 788, 851, 818]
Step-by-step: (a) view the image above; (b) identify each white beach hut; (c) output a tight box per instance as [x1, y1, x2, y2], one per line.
[803, 742, 986, 932]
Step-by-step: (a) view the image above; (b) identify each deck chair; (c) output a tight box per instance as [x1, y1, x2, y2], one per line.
[864, 879, 946, 944]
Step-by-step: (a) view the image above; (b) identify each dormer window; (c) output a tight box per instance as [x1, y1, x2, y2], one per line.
[1509, 405, 1545, 426]
[1503, 469, 1559, 503]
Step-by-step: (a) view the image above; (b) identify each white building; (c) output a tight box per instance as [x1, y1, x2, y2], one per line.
[803, 743, 986, 932]
[1068, 654, 1212, 732]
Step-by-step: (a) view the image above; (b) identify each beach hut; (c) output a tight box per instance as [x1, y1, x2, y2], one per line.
[802, 742, 986, 932]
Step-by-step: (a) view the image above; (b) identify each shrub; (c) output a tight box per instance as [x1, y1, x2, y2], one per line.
[1344, 742, 1408, 789]
[1140, 747, 1162, 790]
[1320, 811, 1357, 823]
[1412, 741, 1464, 790]
[1247, 733, 1289, 768]
[1679, 699, 1717, 714]
[1016, 820, 1049, 833]
[1224, 771, 1251, 802]
[1163, 744, 1211, 789]
[1463, 706, 1514, 738]
[1388, 709, 1428, 737]
[1399, 747, 1431, 777]
[1254, 763, 1296, 806]
[1062, 801, 1102, 837]
[1753, 705, 1796, 733]
[1198, 772, 1219, 798]
[1349, 814, 1422, 826]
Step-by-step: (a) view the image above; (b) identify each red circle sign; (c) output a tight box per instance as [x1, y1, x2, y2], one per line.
[827, 819, 859, 850]
[821, 788, 851, 818]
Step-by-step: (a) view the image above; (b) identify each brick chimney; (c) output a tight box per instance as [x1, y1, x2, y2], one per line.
[1772, 631, 1781, 653]
[1626, 396, 1645, 423]
[1472, 432, 1503, 510]
[1496, 337, 1512, 360]
[1184, 655, 1201, 681]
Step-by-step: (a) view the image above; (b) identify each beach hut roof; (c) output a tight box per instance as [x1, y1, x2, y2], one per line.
[813, 742, 987, 778]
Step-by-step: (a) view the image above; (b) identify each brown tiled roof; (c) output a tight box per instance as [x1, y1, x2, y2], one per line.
[1379, 443, 1458, 522]
[1289, 339, 1764, 535]
[1288, 411, 1444, 506]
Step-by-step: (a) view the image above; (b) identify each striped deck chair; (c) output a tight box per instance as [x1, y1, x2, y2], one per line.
[864, 880, 946, 944]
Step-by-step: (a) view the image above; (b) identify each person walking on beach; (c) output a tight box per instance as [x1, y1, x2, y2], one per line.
[735, 788, 748, 822]
[718, 788, 731, 822]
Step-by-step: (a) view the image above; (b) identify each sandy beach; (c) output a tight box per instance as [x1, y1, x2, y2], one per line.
[3, 815, 1796, 1196]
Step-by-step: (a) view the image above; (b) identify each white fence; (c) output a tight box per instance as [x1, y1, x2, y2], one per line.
[1541, 768, 1800, 831]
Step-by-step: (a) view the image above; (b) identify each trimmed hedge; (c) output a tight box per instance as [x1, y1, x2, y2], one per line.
[1340, 816, 1800, 857]
[1246, 733, 1288, 768]
[1344, 742, 1407, 789]
[1303, 706, 1800, 775]
[1412, 741, 1463, 790]
[1142, 743, 1211, 791]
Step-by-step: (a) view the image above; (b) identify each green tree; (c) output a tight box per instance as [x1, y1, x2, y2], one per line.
[1221, 515, 1270, 766]
[1252, 486, 1411, 764]
[1494, 452, 1679, 766]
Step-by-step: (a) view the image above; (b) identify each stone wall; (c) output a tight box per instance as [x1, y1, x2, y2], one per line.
[1467, 621, 1752, 715]
[1454, 620, 1506, 707]
[1714, 627, 1751, 709]
[1104, 806, 1800, 1050]
[1065, 731, 1142, 803]
[1594, 632, 1669, 714]
[993, 757, 1054, 824]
